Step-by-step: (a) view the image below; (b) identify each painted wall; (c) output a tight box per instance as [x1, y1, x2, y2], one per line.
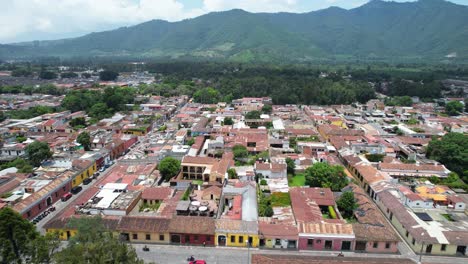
[171, 233, 215, 246]
[72, 161, 97, 187]
[262, 238, 297, 249]
[298, 236, 354, 251]
[126, 232, 170, 244]
[216, 233, 259, 247]
[361, 241, 399, 253]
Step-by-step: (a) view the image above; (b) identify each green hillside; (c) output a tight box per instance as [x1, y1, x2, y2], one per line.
[1, 0, 467, 62]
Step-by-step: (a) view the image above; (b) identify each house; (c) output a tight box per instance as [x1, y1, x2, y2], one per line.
[215, 219, 259, 247]
[254, 162, 287, 179]
[168, 217, 216, 246]
[141, 187, 174, 205]
[258, 221, 298, 249]
[180, 155, 233, 183]
[346, 184, 400, 253]
[290, 187, 355, 251]
[378, 163, 450, 179]
[117, 216, 170, 244]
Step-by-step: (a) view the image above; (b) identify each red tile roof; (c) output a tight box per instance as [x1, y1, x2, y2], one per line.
[141, 187, 174, 201]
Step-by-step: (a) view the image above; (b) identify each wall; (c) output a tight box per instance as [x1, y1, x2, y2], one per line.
[22, 180, 72, 220]
[72, 161, 96, 187]
[46, 228, 78, 240]
[217, 233, 259, 247]
[127, 232, 170, 244]
[298, 236, 354, 251]
[263, 238, 296, 249]
[363, 241, 399, 253]
[170, 233, 215, 246]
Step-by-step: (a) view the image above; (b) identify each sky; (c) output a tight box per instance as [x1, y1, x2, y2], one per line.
[0, 0, 467, 43]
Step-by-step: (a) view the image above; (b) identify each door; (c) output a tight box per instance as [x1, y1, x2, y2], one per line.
[456, 246, 466, 256]
[341, 241, 352, 251]
[218, 235, 226, 246]
[325, 240, 333, 250]
[46, 196, 52, 206]
[425, 244, 432, 254]
[171, 234, 181, 244]
[355, 241, 366, 251]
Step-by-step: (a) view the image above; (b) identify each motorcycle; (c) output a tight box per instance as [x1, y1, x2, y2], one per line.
[187, 256, 195, 261]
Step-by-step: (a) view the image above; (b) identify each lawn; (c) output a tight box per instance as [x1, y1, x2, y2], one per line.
[270, 192, 291, 207]
[289, 174, 306, 187]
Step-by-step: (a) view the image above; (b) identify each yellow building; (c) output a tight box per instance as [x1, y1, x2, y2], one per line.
[45, 217, 121, 240]
[71, 159, 97, 187]
[215, 219, 259, 247]
[116, 216, 171, 244]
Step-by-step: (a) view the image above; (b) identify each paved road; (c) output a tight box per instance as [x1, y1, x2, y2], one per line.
[35, 163, 117, 234]
[133, 243, 468, 264]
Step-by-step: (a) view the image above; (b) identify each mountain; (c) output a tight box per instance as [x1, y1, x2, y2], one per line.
[1, 0, 468, 62]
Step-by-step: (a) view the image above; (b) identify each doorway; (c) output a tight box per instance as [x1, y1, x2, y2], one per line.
[456, 246, 466, 256]
[325, 240, 333, 250]
[171, 234, 181, 244]
[218, 235, 226, 246]
[426, 244, 432, 254]
[46, 196, 52, 206]
[341, 241, 352, 251]
[355, 241, 366, 251]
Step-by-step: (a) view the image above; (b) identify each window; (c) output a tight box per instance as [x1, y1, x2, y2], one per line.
[239, 236, 244, 243]
[38, 203, 41, 210]
[412, 238, 415, 245]
[55, 192, 58, 197]
[275, 239, 281, 246]
[206, 236, 211, 242]
[185, 235, 190, 242]
[63, 186, 66, 191]
[159, 235, 164, 241]
[230, 236, 235, 243]
[385, 243, 390, 249]
[373, 242, 379, 248]
[405, 230, 409, 237]
[324, 240, 332, 250]
[441, 244, 447, 251]
[146, 234, 151, 240]
[194, 235, 199, 242]
[133, 234, 138, 240]
[307, 239, 314, 246]
[27, 211, 31, 218]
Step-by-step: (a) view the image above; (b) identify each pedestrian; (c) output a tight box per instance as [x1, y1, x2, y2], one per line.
[203, 241, 206, 247]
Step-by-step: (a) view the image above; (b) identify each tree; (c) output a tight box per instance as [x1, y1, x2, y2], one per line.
[286, 157, 295, 175]
[233, 145, 248, 159]
[25, 141, 52, 167]
[193, 87, 220, 104]
[60, 72, 78, 79]
[54, 217, 145, 264]
[261, 104, 272, 114]
[69, 117, 87, 128]
[227, 168, 238, 179]
[337, 191, 358, 218]
[0, 207, 57, 264]
[445, 101, 464, 116]
[77, 132, 91, 151]
[304, 162, 348, 191]
[39, 71, 57, 80]
[223, 117, 234, 126]
[426, 133, 468, 177]
[88, 103, 111, 120]
[245, 110, 261, 120]
[186, 138, 195, 146]
[158, 157, 181, 181]
[99, 70, 119, 81]
[0, 111, 5, 122]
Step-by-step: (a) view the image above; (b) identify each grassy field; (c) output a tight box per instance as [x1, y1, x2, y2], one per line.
[289, 174, 306, 187]
[270, 192, 291, 207]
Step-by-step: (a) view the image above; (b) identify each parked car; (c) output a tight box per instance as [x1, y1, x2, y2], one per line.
[99, 167, 105, 172]
[71, 186, 82, 194]
[61, 192, 72, 202]
[83, 178, 92, 185]
[189, 261, 206, 264]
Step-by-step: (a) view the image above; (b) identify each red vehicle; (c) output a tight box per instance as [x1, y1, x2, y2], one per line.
[189, 261, 206, 264]
[61, 192, 72, 202]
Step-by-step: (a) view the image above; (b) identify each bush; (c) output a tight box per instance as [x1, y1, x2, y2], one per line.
[260, 179, 267, 185]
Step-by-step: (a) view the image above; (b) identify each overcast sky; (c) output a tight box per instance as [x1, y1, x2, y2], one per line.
[1, 0, 467, 43]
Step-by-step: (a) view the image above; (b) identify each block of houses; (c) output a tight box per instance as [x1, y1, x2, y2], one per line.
[168, 216, 216, 246]
[117, 216, 170, 243]
[254, 161, 287, 179]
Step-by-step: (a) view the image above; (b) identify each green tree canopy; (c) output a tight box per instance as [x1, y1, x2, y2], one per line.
[193, 87, 220, 104]
[445, 101, 464, 116]
[232, 145, 248, 159]
[227, 168, 238, 179]
[99, 70, 119, 81]
[158, 157, 181, 181]
[0, 207, 58, 264]
[245, 110, 261, 120]
[304, 162, 348, 191]
[337, 191, 358, 218]
[25, 141, 52, 167]
[77, 132, 91, 151]
[69, 117, 87, 128]
[223, 117, 234, 125]
[426, 133, 468, 178]
[261, 104, 272, 114]
[54, 217, 145, 264]
[39, 71, 57, 80]
[286, 157, 295, 175]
